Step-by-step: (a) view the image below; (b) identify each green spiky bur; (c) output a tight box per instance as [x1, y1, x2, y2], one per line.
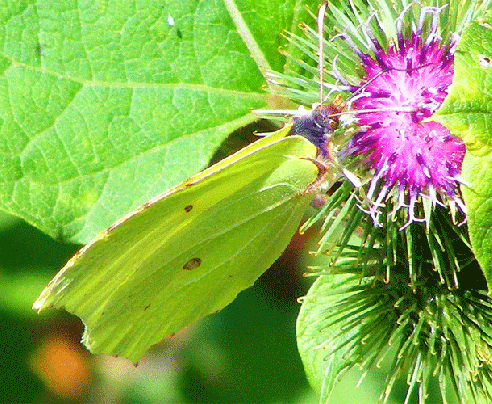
[433, 13, 492, 290]
[297, 272, 492, 404]
[34, 126, 324, 363]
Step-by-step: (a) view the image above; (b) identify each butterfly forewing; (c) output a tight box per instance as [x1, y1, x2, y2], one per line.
[34, 127, 319, 362]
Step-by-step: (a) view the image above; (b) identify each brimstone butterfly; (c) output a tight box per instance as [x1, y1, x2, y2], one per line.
[33, 125, 334, 362]
[33, 1, 352, 363]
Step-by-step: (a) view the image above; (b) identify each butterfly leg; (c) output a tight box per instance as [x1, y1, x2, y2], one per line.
[301, 157, 340, 194]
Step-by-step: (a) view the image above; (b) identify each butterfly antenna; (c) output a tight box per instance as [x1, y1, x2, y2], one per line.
[317, 1, 328, 105]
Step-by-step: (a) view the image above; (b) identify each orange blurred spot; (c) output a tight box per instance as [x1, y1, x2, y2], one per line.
[29, 334, 90, 399]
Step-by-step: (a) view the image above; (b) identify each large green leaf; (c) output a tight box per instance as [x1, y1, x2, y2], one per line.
[0, 0, 317, 244]
[34, 127, 321, 362]
[433, 14, 492, 289]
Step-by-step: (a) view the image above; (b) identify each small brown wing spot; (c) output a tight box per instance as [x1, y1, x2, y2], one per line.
[183, 258, 201, 270]
[144, 304, 151, 311]
[184, 205, 193, 212]
[479, 54, 492, 67]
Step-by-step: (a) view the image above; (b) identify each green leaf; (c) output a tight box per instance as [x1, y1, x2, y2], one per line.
[0, 0, 317, 244]
[34, 126, 321, 363]
[297, 273, 363, 402]
[432, 15, 492, 154]
[461, 153, 492, 288]
[432, 14, 492, 289]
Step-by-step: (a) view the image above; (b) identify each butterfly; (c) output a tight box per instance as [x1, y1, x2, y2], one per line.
[33, 1, 356, 363]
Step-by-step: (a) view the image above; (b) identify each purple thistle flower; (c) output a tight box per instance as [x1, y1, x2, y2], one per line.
[272, 1, 490, 276]
[273, 2, 486, 230]
[341, 11, 466, 226]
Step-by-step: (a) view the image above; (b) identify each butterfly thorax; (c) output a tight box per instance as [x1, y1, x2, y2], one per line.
[291, 100, 344, 159]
